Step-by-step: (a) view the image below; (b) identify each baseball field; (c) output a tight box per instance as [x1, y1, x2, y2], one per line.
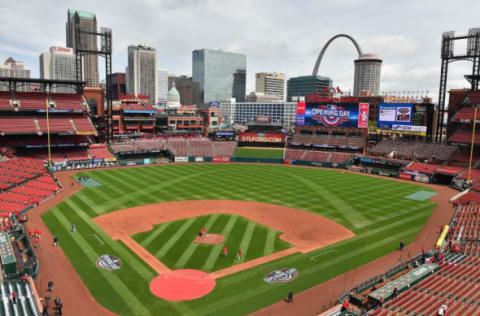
[42, 163, 437, 315]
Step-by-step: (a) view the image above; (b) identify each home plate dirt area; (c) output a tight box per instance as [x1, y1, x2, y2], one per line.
[93, 200, 354, 301]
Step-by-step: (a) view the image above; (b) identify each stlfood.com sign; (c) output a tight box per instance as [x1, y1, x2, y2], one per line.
[239, 132, 285, 143]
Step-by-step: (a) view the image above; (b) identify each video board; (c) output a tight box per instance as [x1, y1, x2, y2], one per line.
[376, 103, 432, 136]
[296, 102, 369, 128]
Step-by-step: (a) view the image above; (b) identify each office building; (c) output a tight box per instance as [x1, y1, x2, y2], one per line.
[0, 57, 31, 92]
[192, 49, 246, 103]
[157, 69, 168, 105]
[169, 75, 201, 106]
[246, 92, 284, 102]
[39, 46, 76, 93]
[220, 101, 297, 129]
[255, 72, 285, 100]
[127, 44, 158, 104]
[353, 53, 382, 96]
[107, 72, 126, 100]
[287, 75, 332, 101]
[66, 9, 99, 87]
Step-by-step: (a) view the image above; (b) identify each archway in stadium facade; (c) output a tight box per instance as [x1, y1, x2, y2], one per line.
[312, 34, 363, 76]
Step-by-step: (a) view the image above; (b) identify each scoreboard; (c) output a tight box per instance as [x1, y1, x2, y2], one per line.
[376, 103, 434, 138]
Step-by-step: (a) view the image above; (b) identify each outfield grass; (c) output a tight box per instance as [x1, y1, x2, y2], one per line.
[132, 214, 291, 272]
[42, 164, 436, 315]
[233, 147, 284, 159]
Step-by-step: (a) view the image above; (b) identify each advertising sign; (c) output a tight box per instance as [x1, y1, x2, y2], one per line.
[195, 157, 204, 162]
[174, 157, 188, 162]
[297, 102, 365, 128]
[358, 103, 369, 128]
[212, 156, 231, 162]
[377, 104, 429, 136]
[238, 132, 285, 143]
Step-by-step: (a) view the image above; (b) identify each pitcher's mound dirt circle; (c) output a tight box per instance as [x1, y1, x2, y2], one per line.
[150, 269, 215, 301]
[193, 234, 225, 244]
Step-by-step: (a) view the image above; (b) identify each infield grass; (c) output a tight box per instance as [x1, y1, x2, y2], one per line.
[132, 214, 291, 272]
[42, 164, 437, 315]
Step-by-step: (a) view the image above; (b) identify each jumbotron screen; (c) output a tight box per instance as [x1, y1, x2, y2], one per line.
[376, 103, 433, 136]
[296, 102, 369, 128]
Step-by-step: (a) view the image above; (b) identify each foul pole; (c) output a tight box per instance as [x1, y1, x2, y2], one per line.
[467, 106, 478, 184]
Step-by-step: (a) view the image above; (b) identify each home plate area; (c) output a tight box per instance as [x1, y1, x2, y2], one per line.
[149, 269, 215, 301]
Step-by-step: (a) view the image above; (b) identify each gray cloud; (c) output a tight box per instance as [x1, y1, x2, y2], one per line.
[1, 0, 480, 99]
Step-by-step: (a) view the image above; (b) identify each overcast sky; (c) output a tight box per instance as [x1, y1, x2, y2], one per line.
[1, 0, 480, 99]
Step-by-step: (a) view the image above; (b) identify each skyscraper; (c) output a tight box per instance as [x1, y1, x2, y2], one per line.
[192, 49, 246, 103]
[287, 75, 332, 101]
[66, 9, 99, 87]
[39, 46, 76, 93]
[127, 45, 158, 104]
[353, 54, 382, 96]
[0, 57, 31, 92]
[255, 72, 285, 100]
[168, 75, 201, 105]
[107, 72, 126, 100]
[157, 69, 168, 105]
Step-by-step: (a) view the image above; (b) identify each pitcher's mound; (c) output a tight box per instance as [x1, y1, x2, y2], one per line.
[150, 269, 215, 301]
[193, 234, 225, 244]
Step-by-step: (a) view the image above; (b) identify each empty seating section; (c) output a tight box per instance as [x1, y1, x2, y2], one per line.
[15, 92, 46, 110]
[0, 117, 37, 134]
[448, 203, 480, 257]
[111, 137, 237, 158]
[303, 151, 330, 162]
[72, 116, 96, 133]
[285, 149, 307, 160]
[449, 130, 480, 145]
[189, 138, 214, 156]
[212, 142, 237, 156]
[65, 148, 90, 161]
[454, 107, 476, 121]
[37, 116, 74, 133]
[373, 255, 480, 316]
[88, 144, 115, 160]
[0, 92, 11, 110]
[0, 158, 58, 212]
[50, 93, 86, 110]
[0, 280, 41, 315]
[369, 139, 457, 161]
[290, 134, 365, 150]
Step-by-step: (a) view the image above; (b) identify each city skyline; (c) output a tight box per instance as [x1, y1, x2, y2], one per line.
[1, 1, 480, 98]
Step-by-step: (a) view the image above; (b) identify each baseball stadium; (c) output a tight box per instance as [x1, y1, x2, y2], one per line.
[1, 29, 480, 316]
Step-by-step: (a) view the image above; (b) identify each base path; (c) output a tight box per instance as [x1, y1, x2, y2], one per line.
[94, 200, 355, 255]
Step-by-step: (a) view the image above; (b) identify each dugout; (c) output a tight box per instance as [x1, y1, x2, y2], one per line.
[431, 166, 463, 185]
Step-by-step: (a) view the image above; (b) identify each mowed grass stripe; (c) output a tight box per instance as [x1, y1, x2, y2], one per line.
[202, 215, 239, 271]
[155, 218, 196, 258]
[237, 221, 256, 263]
[174, 214, 221, 269]
[75, 191, 102, 215]
[64, 199, 156, 280]
[297, 175, 370, 228]
[140, 223, 172, 247]
[264, 228, 277, 256]
[50, 207, 151, 316]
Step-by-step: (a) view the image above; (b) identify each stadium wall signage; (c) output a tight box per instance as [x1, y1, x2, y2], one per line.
[239, 132, 285, 143]
[96, 255, 122, 271]
[264, 268, 298, 283]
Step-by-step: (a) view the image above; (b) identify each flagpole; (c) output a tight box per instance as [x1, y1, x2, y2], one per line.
[467, 105, 478, 184]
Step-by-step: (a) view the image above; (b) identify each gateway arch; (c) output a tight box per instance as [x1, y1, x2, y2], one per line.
[312, 34, 363, 76]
